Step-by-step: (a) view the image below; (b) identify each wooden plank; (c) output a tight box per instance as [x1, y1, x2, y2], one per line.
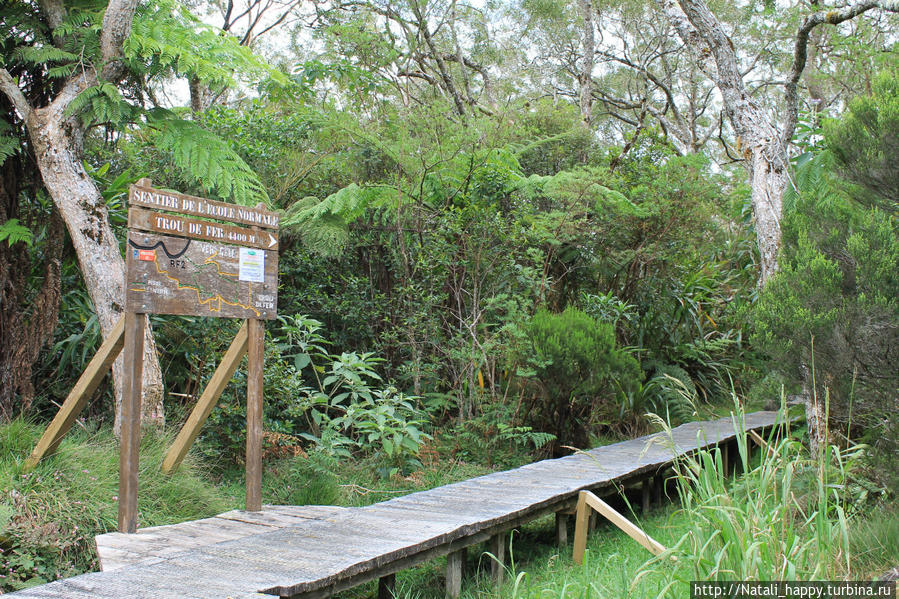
[118, 312, 144, 534]
[24, 316, 125, 470]
[129, 207, 279, 250]
[125, 231, 278, 320]
[245, 318, 264, 512]
[162, 322, 249, 474]
[130, 183, 280, 229]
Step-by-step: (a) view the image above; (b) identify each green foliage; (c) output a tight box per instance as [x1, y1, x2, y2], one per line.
[147, 110, 269, 205]
[198, 315, 430, 477]
[0, 219, 33, 247]
[752, 137, 898, 467]
[644, 402, 862, 584]
[825, 69, 899, 206]
[520, 307, 641, 447]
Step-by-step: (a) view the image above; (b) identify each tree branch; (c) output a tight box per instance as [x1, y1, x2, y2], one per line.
[781, 0, 897, 145]
[0, 69, 33, 120]
[99, 0, 140, 82]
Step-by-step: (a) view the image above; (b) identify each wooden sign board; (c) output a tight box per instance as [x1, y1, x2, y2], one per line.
[129, 207, 278, 251]
[125, 231, 278, 320]
[129, 184, 279, 229]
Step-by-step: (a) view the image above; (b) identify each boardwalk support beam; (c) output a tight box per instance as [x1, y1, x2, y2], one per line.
[489, 532, 506, 586]
[573, 490, 666, 565]
[377, 573, 395, 599]
[446, 548, 464, 598]
[555, 511, 568, 546]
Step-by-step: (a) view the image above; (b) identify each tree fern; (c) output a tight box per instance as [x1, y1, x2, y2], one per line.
[147, 109, 268, 206]
[282, 184, 395, 255]
[126, 0, 288, 90]
[65, 83, 139, 127]
[0, 219, 34, 247]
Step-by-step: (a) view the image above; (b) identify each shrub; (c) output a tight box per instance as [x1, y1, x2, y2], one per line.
[519, 307, 641, 449]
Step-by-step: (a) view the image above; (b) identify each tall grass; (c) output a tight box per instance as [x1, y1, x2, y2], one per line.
[493, 396, 874, 599]
[642, 396, 859, 590]
[0, 420, 231, 591]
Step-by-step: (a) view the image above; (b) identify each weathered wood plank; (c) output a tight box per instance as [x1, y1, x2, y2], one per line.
[162, 322, 249, 474]
[129, 206, 279, 251]
[24, 316, 125, 470]
[130, 183, 280, 229]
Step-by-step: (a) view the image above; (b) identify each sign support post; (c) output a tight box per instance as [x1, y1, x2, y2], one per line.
[119, 311, 145, 533]
[246, 318, 264, 512]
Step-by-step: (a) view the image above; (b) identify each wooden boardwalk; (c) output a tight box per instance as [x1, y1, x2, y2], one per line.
[8, 411, 781, 599]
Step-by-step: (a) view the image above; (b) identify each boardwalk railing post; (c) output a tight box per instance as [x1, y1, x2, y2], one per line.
[246, 318, 264, 512]
[641, 478, 651, 513]
[119, 311, 145, 533]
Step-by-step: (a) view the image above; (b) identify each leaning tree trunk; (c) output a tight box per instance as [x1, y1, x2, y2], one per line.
[748, 141, 786, 284]
[26, 75, 164, 434]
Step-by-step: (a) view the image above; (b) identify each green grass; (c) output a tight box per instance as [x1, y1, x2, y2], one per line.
[0, 420, 231, 591]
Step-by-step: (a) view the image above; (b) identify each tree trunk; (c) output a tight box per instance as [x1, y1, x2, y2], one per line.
[576, 0, 595, 126]
[26, 76, 164, 433]
[748, 143, 786, 284]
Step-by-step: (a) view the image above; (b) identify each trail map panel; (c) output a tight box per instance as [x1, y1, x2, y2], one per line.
[125, 231, 278, 319]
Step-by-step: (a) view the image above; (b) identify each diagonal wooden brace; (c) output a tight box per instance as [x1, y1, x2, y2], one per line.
[572, 490, 666, 565]
[162, 321, 249, 474]
[24, 316, 126, 471]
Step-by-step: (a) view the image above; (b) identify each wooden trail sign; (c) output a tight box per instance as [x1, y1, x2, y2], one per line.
[27, 180, 277, 532]
[125, 182, 279, 320]
[129, 184, 280, 229]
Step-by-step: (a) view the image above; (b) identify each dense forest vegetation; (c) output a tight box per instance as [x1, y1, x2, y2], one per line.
[0, 0, 896, 594]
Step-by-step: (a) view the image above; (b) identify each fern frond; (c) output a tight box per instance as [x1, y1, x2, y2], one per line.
[282, 185, 393, 255]
[13, 45, 79, 66]
[146, 109, 268, 206]
[65, 83, 138, 126]
[126, 0, 287, 90]
[0, 219, 34, 247]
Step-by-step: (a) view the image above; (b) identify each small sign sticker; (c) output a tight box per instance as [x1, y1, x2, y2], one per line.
[138, 249, 156, 261]
[238, 248, 265, 283]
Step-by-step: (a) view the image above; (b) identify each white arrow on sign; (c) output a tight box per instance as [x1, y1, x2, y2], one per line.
[267, 233, 277, 248]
